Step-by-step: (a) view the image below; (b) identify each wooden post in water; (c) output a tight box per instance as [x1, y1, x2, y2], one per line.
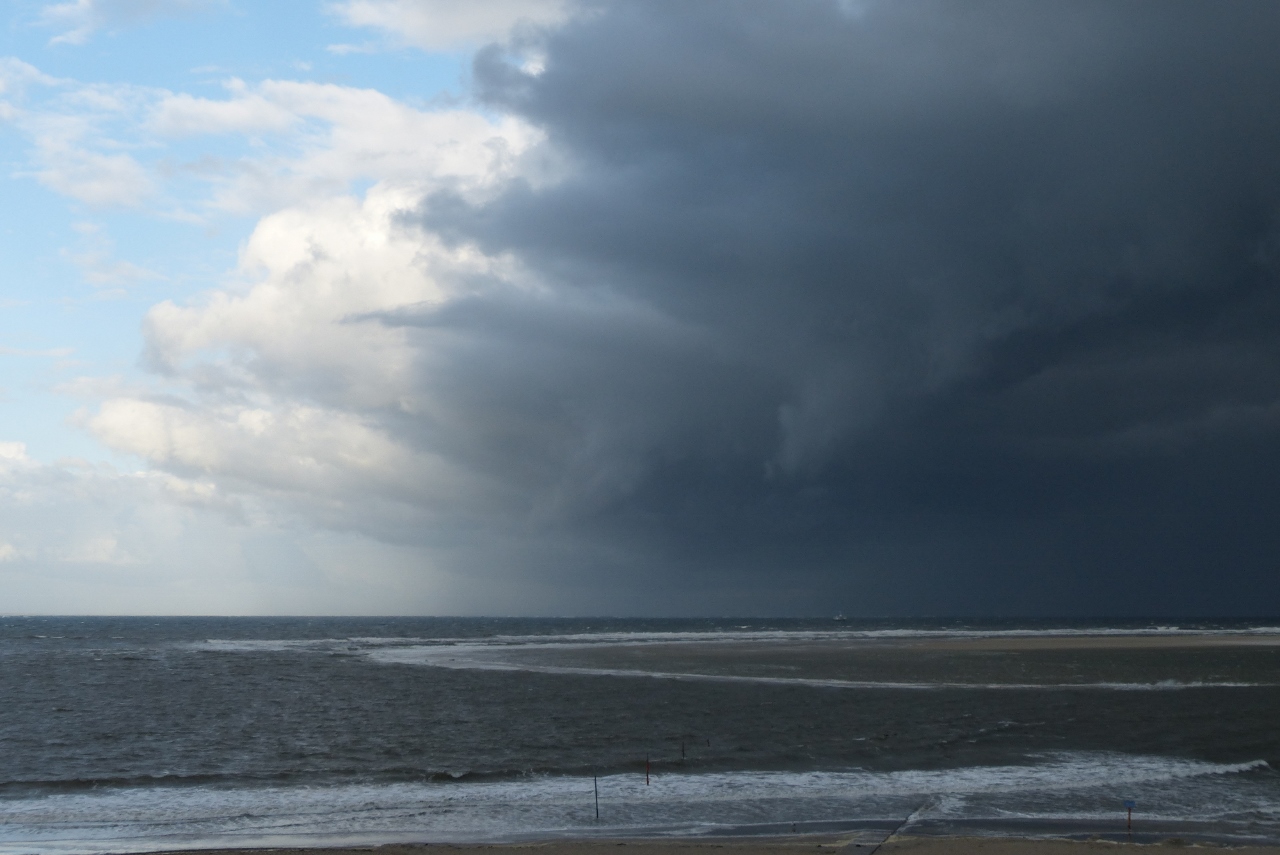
[645, 756, 650, 785]
[593, 768, 599, 820]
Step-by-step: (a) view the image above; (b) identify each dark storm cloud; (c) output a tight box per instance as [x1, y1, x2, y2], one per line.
[392, 0, 1280, 614]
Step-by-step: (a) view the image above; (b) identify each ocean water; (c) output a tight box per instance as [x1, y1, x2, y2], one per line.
[1, 617, 1279, 853]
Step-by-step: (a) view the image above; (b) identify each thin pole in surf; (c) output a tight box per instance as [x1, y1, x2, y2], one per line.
[593, 768, 600, 820]
[646, 756, 650, 785]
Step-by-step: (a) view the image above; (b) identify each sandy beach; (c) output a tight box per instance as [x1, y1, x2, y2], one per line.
[461, 629, 1280, 689]
[144, 835, 1280, 855]
[897, 635, 1280, 652]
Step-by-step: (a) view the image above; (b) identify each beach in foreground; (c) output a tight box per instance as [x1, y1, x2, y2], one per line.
[143, 836, 1280, 855]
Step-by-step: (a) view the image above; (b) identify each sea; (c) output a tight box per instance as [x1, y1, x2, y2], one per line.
[2, 617, 1279, 854]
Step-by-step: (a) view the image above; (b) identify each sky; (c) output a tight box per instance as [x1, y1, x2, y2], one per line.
[2, 0, 1280, 617]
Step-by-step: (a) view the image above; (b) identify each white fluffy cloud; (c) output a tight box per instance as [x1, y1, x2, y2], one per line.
[148, 78, 542, 213]
[1, 52, 557, 605]
[84, 180, 525, 534]
[33, 144, 154, 208]
[142, 186, 450, 388]
[2, 62, 541, 216]
[88, 398, 460, 509]
[328, 0, 568, 51]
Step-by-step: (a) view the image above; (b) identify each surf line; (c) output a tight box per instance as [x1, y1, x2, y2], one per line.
[370, 650, 1268, 691]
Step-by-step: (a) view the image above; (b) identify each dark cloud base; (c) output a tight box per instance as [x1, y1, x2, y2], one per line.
[395, 0, 1280, 615]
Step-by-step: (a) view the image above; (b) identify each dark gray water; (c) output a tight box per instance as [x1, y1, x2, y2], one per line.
[2, 617, 1279, 852]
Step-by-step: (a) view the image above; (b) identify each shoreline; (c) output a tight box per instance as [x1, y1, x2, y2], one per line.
[7, 626, 1277, 855]
[128, 831, 1280, 855]
[28, 819, 1280, 855]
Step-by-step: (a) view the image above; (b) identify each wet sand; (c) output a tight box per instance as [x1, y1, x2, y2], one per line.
[882, 837, 1280, 855]
[146, 835, 1280, 855]
[493, 632, 1280, 671]
[626, 632, 1280, 656]
[900, 635, 1280, 652]
[468, 630, 1280, 687]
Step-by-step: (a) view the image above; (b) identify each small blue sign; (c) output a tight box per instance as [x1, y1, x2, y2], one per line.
[1123, 800, 1137, 809]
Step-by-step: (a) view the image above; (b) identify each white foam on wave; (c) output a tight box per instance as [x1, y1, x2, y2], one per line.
[441, 626, 1280, 645]
[366, 645, 1271, 690]
[192, 624, 1280, 656]
[195, 637, 443, 655]
[191, 630, 1280, 690]
[0, 753, 1268, 855]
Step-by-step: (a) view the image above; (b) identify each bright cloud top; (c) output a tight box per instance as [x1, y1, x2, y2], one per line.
[1, 64, 539, 215]
[329, 0, 568, 51]
[89, 185, 503, 524]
